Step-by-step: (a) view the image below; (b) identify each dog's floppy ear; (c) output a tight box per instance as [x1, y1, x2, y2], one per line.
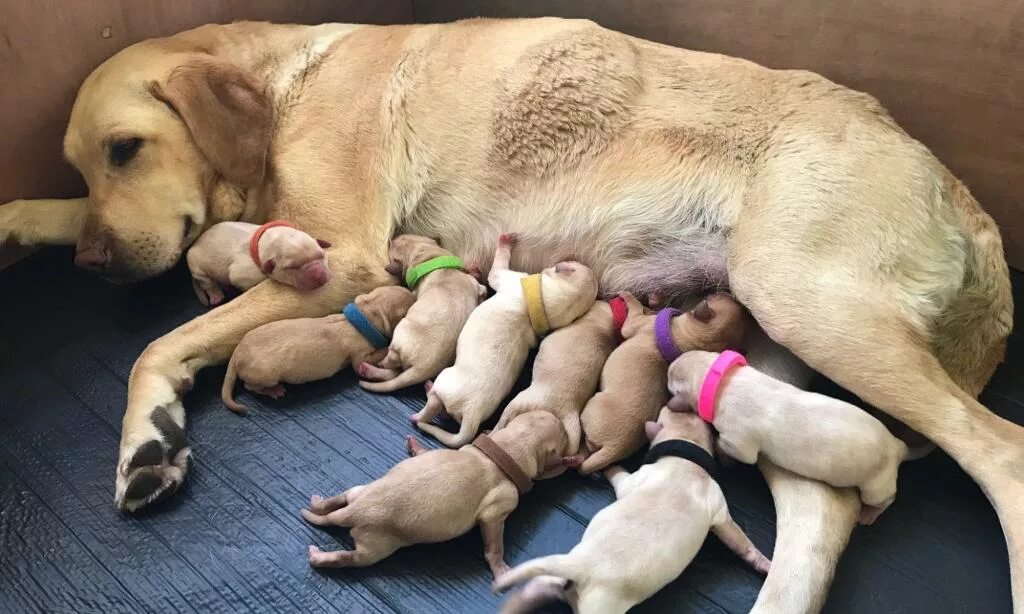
[149, 57, 272, 187]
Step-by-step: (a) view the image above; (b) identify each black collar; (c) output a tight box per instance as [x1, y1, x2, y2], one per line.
[643, 439, 718, 482]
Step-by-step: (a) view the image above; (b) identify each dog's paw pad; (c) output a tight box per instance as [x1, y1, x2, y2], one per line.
[115, 405, 190, 512]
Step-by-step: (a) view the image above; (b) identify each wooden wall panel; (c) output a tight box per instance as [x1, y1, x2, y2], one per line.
[0, 0, 413, 205]
[414, 1, 1024, 269]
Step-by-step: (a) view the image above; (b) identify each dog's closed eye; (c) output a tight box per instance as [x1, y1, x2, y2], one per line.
[109, 137, 143, 167]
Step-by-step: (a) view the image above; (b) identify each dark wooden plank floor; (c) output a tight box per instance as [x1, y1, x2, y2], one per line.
[0, 249, 1017, 613]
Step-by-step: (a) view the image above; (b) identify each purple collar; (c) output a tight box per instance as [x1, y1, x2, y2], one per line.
[654, 308, 682, 362]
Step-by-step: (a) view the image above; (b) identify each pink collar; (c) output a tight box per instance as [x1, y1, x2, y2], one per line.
[697, 350, 747, 422]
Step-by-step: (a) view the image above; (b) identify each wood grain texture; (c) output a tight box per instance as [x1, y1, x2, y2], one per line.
[0, 250, 1014, 613]
[414, 0, 1024, 268]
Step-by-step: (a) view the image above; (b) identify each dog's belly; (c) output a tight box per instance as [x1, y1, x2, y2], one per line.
[402, 189, 731, 303]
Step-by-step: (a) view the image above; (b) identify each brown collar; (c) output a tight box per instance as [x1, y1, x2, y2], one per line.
[471, 434, 533, 494]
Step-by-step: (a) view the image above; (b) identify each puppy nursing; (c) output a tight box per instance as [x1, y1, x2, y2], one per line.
[186, 220, 331, 305]
[302, 410, 573, 578]
[494, 408, 769, 614]
[414, 234, 598, 447]
[358, 234, 486, 392]
[493, 300, 622, 456]
[221, 286, 414, 412]
[667, 350, 910, 523]
[578, 292, 750, 473]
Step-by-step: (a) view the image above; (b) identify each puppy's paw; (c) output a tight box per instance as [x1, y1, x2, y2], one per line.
[406, 435, 428, 456]
[115, 404, 190, 513]
[498, 232, 518, 246]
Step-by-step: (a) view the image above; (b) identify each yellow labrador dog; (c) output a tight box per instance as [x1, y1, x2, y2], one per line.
[0, 17, 1018, 611]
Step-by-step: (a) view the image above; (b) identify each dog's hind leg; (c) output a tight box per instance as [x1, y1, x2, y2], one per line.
[730, 173, 1023, 604]
[307, 528, 401, 568]
[752, 462, 860, 613]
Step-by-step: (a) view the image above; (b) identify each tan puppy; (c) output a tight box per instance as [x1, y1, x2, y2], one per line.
[493, 300, 619, 457]
[220, 286, 414, 412]
[578, 292, 750, 473]
[414, 233, 598, 447]
[494, 407, 769, 614]
[357, 235, 486, 392]
[301, 410, 571, 578]
[186, 221, 331, 306]
[668, 350, 911, 523]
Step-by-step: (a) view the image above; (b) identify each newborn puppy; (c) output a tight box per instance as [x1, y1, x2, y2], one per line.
[301, 411, 571, 578]
[493, 299, 622, 457]
[578, 292, 750, 474]
[358, 235, 486, 392]
[494, 407, 769, 613]
[414, 233, 598, 447]
[220, 286, 414, 412]
[186, 220, 331, 306]
[667, 350, 910, 524]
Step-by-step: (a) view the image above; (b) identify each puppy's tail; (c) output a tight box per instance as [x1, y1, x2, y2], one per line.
[492, 555, 580, 593]
[221, 354, 247, 414]
[577, 446, 619, 475]
[415, 413, 481, 448]
[360, 364, 435, 393]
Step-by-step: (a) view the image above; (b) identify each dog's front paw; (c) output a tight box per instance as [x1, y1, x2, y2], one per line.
[115, 404, 190, 512]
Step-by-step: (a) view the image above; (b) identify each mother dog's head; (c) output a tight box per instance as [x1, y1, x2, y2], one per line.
[64, 38, 273, 281]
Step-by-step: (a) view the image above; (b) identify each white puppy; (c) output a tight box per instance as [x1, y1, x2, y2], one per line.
[493, 407, 769, 614]
[186, 220, 331, 306]
[667, 350, 911, 524]
[413, 233, 598, 447]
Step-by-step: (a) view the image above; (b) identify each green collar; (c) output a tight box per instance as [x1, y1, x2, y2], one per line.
[405, 255, 465, 288]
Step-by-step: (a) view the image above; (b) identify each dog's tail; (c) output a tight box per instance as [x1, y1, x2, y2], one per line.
[498, 576, 571, 614]
[577, 445, 619, 475]
[415, 412, 481, 448]
[492, 555, 580, 593]
[221, 354, 246, 414]
[360, 364, 435, 394]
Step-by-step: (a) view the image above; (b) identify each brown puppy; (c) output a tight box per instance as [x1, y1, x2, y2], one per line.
[358, 235, 486, 392]
[221, 286, 414, 412]
[578, 292, 750, 473]
[301, 410, 571, 578]
[493, 300, 620, 457]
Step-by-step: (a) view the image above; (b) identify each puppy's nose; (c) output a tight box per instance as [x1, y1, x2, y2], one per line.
[74, 247, 111, 270]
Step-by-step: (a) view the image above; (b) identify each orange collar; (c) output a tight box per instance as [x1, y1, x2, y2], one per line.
[249, 220, 295, 268]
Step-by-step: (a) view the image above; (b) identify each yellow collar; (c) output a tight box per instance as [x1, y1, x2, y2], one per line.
[521, 274, 551, 337]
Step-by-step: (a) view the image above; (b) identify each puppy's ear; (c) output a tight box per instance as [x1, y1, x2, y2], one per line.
[666, 394, 690, 412]
[261, 259, 276, 275]
[149, 57, 272, 187]
[691, 299, 714, 323]
[644, 421, 663, 441]
[316, 239, 332, 249]
[429, 236, 443, 246]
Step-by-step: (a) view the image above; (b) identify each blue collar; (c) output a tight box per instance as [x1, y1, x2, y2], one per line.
[342, 302, 390, 349]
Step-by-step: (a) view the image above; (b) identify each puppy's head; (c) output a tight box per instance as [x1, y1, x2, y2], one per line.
[385, 234, 445, 280]
[673, 293, 751, 352]
[537, 261, 599, 328]
[353, 286, 416, 333]
[64, 40, 272, 281]
[645, 406, 714, 453]
[665, 350, 719, 405]
[505, 411, 571, 474]
[260, 228, 331, 292]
